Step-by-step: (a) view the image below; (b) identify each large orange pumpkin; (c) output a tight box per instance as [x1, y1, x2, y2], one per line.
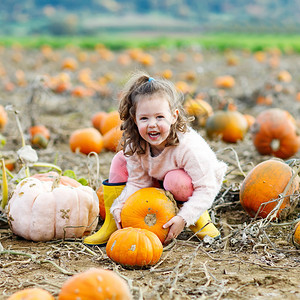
[8, 288, 54, 300]
[121, 188, 177, 243]
[205, 110, 248, 143]
[251, 108, 300, 159]
[106, 227, 163, 267]
[240, 159, 299, 219]
[58, 268, 132, 300]
[292, 221, 300, 248]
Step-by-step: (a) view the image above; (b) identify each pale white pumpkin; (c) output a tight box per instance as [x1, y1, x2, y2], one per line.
[7, 171, 99, 241]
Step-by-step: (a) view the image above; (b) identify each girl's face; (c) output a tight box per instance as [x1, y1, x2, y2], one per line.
[135, 94, 178, 156]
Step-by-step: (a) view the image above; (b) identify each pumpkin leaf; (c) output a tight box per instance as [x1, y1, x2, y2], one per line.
[77, 178, 88, 186]
[63, 170, 77, 180]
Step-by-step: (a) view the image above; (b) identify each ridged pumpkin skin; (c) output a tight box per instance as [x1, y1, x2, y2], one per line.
[205, 110, 248, 143]
[7, 288, 55, 300]
[251, 108, 300, 159]
[292, 221, 300, 248]
[240, 160, 299, 219]
[58, 268, 132, 300]
[106, 227, 163, 267]
[121, 188, 177, 243]
[8, 171, 99, 241]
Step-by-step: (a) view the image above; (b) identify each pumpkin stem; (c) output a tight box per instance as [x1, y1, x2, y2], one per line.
[1, 158, 8, 210]
[270, 139, 280, 151]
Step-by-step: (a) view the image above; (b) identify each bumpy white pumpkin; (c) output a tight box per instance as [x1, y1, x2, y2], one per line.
[8, 171, 99, 241]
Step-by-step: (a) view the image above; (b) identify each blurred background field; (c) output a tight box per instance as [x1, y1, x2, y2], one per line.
[1, 0, 300, 52]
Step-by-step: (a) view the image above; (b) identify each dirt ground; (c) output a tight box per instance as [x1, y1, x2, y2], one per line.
[0, 45, 300, 299]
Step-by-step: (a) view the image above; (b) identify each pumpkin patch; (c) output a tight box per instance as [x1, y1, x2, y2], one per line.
[1, 41, 300, 298]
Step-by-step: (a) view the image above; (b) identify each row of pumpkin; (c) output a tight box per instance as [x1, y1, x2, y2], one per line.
[1, 94, 300, 161]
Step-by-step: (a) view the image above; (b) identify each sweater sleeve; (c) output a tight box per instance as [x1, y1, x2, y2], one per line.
[110, 152, 153, 214]
[176, 133, 227, 226]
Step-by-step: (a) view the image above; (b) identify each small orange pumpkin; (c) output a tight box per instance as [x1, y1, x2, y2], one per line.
[292, 221, 300, 248]
[205, 110, 248, 143]
[121, 188, 177, 243]
[184, 98, 213, 127]
[106, 227, 163, 267]
[214, 75, 235, 89]
[7, 288, 54, 300]
[91, 111, 108, 130]
[29, 125, 50, 148]
[0, 105, 8, 131]
[251, 108, 300, 159]
[58, 268, 132, 300]
[69, 127, 104, 155]
[240, 159, 299, 219]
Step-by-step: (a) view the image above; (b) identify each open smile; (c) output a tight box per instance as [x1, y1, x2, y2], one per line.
[148, 132, 160, 140]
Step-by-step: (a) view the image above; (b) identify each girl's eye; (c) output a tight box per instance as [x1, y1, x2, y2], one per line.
[157, 115, 164, 119]
[140, 117, 148, 121]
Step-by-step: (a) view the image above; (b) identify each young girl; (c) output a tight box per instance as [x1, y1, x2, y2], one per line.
[84, 72, 227, 246]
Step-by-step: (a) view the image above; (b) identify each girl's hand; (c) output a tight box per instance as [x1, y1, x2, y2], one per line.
[163, 215, 186, 245]
[112, 208, 122, 229]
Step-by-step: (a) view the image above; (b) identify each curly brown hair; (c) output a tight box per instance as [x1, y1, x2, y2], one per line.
[118, 71, 191, 156]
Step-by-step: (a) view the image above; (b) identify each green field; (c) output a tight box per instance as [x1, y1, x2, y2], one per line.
[0, 33, 300, 52]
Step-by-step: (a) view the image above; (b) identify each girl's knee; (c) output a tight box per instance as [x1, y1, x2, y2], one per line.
[163, 169, 193, 202]
[109, 150, 128, 183]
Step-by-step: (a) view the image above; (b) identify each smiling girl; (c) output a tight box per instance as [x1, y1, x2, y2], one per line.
[84, 72, 227, 246]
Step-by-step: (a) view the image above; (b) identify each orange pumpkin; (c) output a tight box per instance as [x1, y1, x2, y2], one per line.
[277, 70, 292, 82]
[29, 125, 50, 148]
[0, 105, 8, 131]
[29, 125, 50, 140]
[184, 98, 213, 127]
[292, 221, 300, 248]
[103, 126, 123, 152]
[8, 288, 54, 300]
[99, 110, 122, 135]
[240, 159, 299, 219]
[91, 111, 108, 130]
[121, 188, 177, 243]
[58, 268, 132, 300]
[106, 227, 163, 267]
[251, 108, 300, 159]
[205, 110, 248, 143]
[69, 127, 104, 155]
[214, 75, 235, 89]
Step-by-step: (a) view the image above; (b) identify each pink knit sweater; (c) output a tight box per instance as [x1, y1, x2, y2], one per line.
[110, 128, 227, 226]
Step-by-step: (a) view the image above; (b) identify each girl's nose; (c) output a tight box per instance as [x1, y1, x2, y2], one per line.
[148, 118, 157, 127]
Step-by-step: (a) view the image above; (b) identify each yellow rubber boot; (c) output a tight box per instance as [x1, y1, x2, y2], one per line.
[189, 210, 220, 240]
[83, 179, 125, 246]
